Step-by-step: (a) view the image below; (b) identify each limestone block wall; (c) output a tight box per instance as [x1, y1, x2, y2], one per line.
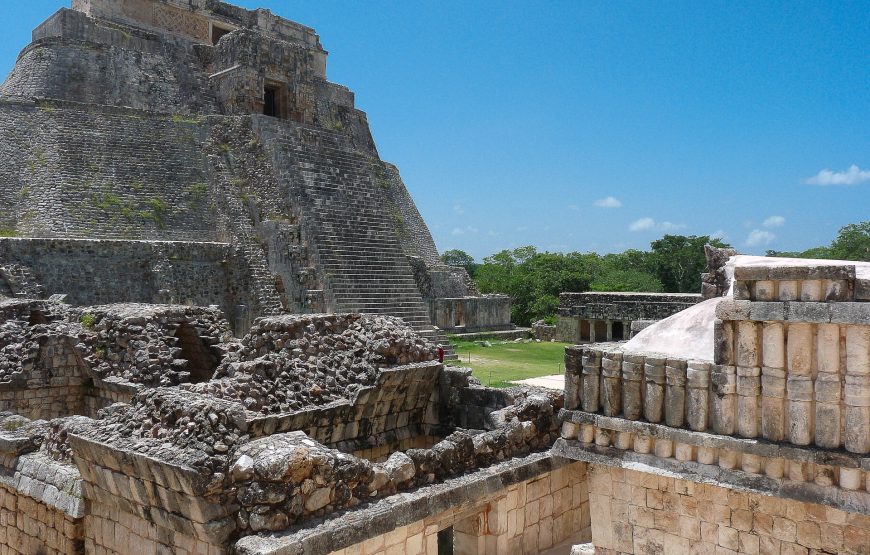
[0, 450, 85, 555]
[0, 100, 222, 240]
[68, 430, 237, 555]
[588, 464, 870, 555]
[2, 9, 218, 115]
[0, 332, 89, 421]
[329, 462, 590, 555]
[0, 238, 255, 329]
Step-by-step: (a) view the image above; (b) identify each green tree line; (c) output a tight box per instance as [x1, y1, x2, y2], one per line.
[767, 221, 870, 261]
[442, 234, 727, 326]
[442, 221, 870, 327]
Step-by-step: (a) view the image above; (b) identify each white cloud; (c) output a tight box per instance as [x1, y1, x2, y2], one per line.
[629, 217, 656, 231]
[451, 225, 478, 236]
[746, 229, 775, 247]
[629, 217, 686, 232]
[804, 165, 870, 186]
[763, 215, 785, 228]
[452, 203, 464, 215]
[594, 196, 622, 208]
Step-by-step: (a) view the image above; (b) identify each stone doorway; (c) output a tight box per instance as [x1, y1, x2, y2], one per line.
[611, 321, 624, 340]
[174, 323, 218, 383]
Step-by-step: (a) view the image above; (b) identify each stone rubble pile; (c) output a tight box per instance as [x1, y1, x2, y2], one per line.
[85, 388, 248, 479]
[0, 320, 35, 382]
[43, 416, 92, 464]
[75, 304, 232, 386]
[195, 313, 438, 414]
[226, 387, 562, 533]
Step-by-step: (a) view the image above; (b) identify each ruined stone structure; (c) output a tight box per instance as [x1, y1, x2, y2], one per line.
[1, 2, 867, 555]
[556, 292, 702, 344]
[557, 257, 870, 554]
[0, 298, 588, 554]
[0, 0, 512, 350]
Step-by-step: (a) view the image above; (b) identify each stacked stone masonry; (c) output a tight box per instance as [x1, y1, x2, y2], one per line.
[556, 259, 870, 554]
[327, 462, 590, 555]
[588, 465, 870, 555]
[556, 292, 702, 343]
[0, 0, 501, 347]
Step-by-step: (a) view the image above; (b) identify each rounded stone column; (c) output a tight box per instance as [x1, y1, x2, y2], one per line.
[621, 354, 644, 420]
[601, 351, 623, 417]
[736, 366, 761, 438]
[787, 323, 814, 446]
[643, 355, 666, 423]
[711, 364, 737, 435]
[815, 323, 842, 448]
[581, 349, 602, 413]
[761, 322, 787, 441]
[665, 358, 687, 428]
[686, 361, 710, 432]
[845, 327, 870, 454]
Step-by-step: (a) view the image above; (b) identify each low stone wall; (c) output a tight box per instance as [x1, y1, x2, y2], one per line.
[557, 291, 702, 343]
[0, 450, 86, 555]
[332, 462, 589, 555]
[428, 296, 512, 333]
[532, 320, 557, 342]
[0, 334, 88, 421]
[0, 481, 84, 555]
[234, 453, 590, 555]
[588, 464, 870, 554]
[0, 238, 255, 330]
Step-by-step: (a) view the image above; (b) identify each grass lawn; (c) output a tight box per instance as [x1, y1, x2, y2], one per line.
[447, 338, 571, 388]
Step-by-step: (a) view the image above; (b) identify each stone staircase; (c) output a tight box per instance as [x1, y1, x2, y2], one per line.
[257, 119, 455, 358]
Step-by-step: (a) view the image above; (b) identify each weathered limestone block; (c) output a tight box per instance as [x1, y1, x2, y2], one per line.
[643, 355, 666, 423]
[711, 365, 736, 435]
[665, 359, 687, 428]
[778, 280, 799, 301]
[801, 279, 823, 301]
[686, 361, 710, 432]
[754, 280, 776, 301]
[621, 354, 644, 421]
[845, 326, 870, 454]
[714, 318, 735, 365]
[600, 351, 622, 417]
[736, 321, 760, 367]
[581, 350, 602, 414]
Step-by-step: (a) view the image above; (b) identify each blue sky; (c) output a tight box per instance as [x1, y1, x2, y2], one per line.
[2, 1, 868, 260]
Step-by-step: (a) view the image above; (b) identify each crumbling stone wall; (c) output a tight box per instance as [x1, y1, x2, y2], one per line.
[0, 239, 257, 330]
[557, 291, 702, 343]
[0, 413, 86, 555]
